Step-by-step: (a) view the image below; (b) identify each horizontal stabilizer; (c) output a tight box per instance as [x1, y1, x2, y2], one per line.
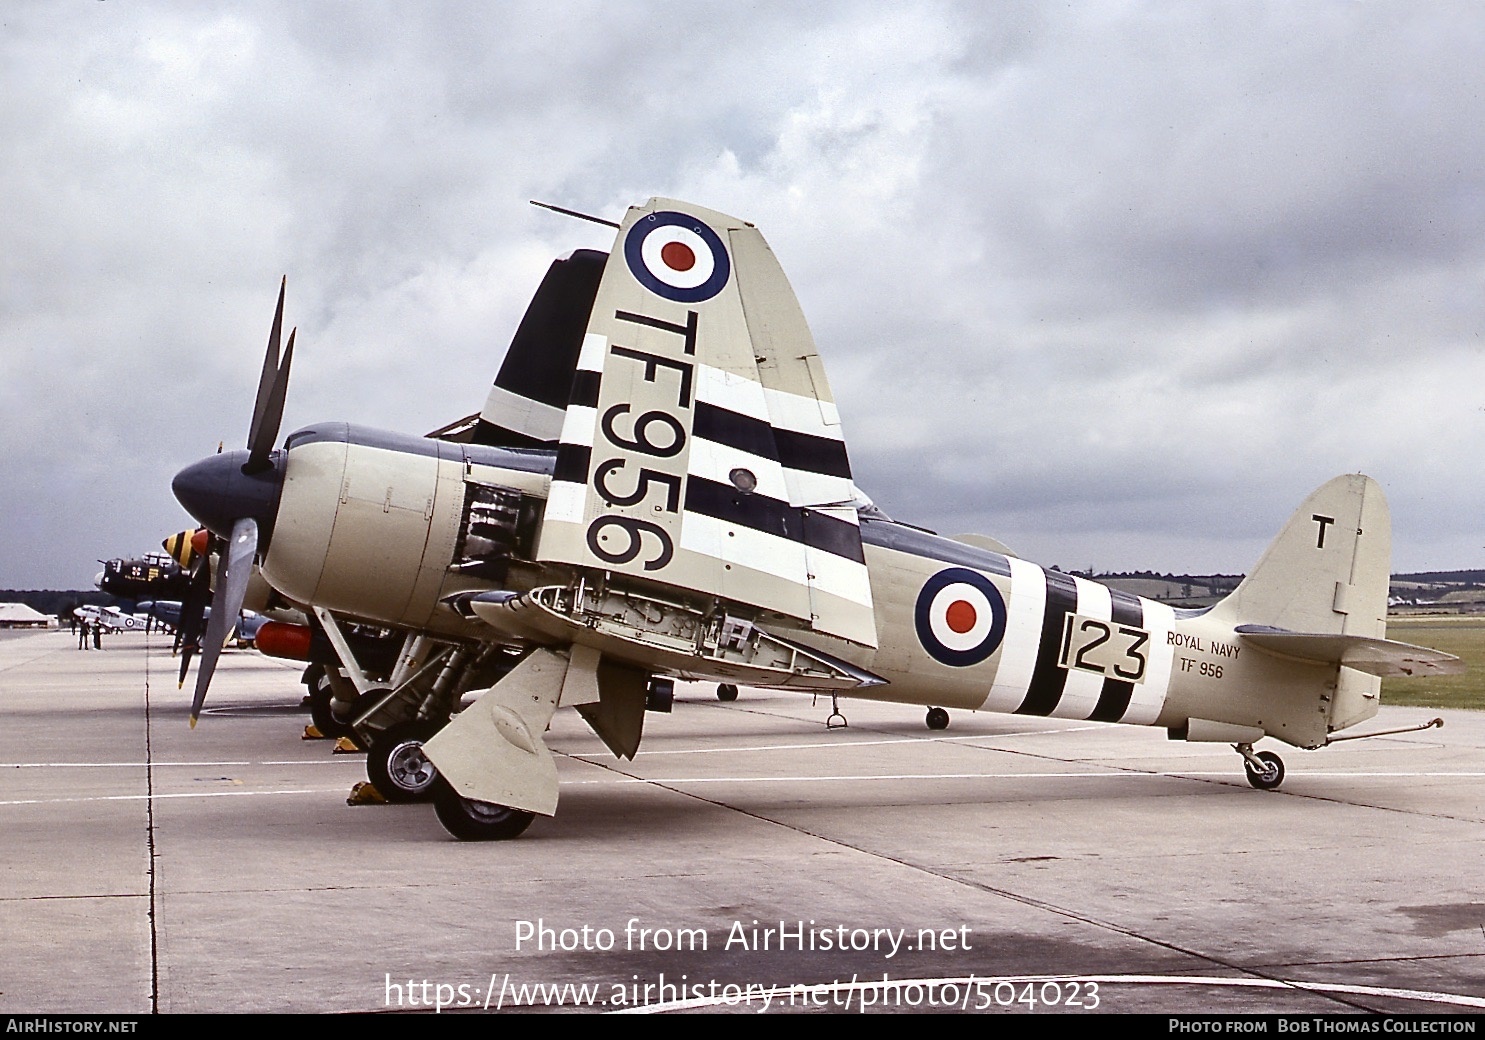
[1235, 625, 1464, 678]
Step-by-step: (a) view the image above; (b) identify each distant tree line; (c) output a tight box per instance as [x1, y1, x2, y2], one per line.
[1393, 570, 1485, 587]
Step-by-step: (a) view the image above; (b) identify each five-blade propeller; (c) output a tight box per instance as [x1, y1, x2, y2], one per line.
[175, 278, 296, 724]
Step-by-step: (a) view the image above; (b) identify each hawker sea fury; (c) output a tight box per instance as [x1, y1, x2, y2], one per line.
[171, 198, 1461, 840]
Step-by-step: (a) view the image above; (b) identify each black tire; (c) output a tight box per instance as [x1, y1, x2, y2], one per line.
[925, 707, 950, 731]
[300, 664, 323, 709]
[717, 683, 739, 702]
[1244, 750, 1285, 791]
[367, 720, 443, 803]
[432, 780, 535, 841]
[308, 673, 355, 739]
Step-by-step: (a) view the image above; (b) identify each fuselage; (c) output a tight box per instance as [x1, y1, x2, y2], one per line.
[803, 525, 1345, 750]
[198, 422, 1358, 753]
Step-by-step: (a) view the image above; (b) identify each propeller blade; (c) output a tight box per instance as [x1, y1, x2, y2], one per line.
[175, 533, 217, 680]
[247, 277, 285, 451]
[189, 518, 257, 727]
[244, 328, 293, 474]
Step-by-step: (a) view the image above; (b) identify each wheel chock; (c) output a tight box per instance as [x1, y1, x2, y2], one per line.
[346, 781, 388, 806]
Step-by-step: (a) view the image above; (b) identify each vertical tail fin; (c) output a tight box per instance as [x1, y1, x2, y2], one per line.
[1208, 474, 1391, 639]
[1210, 474, 1392, 737]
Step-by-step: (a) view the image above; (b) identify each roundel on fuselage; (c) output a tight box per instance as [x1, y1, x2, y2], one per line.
[914, 567, 1007, 667]
[623, 211, 731, 303]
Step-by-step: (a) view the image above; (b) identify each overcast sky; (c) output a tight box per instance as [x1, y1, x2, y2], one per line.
[4, 1, 1482, 590]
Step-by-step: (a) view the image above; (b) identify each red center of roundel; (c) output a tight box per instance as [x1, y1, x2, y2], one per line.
[945, 599, 977, 634]
[661, 240, 696, 272]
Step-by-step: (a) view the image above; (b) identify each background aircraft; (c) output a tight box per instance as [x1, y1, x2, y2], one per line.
[143, 601, 268, 647]
[94, 549, 191, 601]
[170, 198, 1460, 840]
[73, 604, 152, 633]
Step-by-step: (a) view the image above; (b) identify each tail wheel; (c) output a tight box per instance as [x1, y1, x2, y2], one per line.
[717, 683, 739, 702]
[367, 720, 444, 803]
[432, 780, 536, 841]
[1244, 750, 1285, 791]
[925, 707, 950, 731]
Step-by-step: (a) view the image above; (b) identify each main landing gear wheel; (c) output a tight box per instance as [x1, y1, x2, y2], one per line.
[432, 780, 535, 841]
[925, 707, 950, 731]
[308, 673, 355, 739]
[367, 720, 443, 803]
[716, 683, 739, 702]
[1243, 750, 1285, 791]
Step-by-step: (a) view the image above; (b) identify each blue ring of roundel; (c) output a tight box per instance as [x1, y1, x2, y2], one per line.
[914, 567, 1008, 667]
[623, 211, 732, 303]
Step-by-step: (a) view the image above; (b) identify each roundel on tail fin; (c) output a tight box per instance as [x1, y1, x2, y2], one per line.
[623, 211, 731, 303]
[915, 568, 1007, 667]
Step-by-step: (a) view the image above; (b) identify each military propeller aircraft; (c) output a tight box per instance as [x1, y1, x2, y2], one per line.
[171, 198, 1460, 840]
[94, 550, 191, 601]
[74, 604, 153, 632]
[143, 601, 269, 646]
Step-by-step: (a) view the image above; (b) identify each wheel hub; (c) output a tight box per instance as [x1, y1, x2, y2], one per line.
[465, 799, 520, 823]
[387, 740, 436, 791]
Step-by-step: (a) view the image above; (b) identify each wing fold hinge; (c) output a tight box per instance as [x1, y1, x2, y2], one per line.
[468, 583, 885, 690]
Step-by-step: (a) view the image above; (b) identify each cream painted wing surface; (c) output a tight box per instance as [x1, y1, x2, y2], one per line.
[537, 198, 876, 647]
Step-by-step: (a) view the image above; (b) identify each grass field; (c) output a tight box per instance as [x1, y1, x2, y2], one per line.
[1381, 615, 1485, 711]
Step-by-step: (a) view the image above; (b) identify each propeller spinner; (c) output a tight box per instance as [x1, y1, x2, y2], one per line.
[171, 278, 295, 725]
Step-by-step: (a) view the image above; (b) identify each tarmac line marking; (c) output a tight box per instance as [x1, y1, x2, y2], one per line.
[562, 769, 1485, 786]
[567, 771, 1218, 785]
[623, 728, 1104, 757]
[0, 759, 363, 768]
[0, 788, 346, 806]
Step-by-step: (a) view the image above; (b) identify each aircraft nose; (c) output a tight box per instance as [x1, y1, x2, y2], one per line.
[171, 449, 285, 548]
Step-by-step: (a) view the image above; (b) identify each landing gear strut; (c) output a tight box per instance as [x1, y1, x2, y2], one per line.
[826, 692, 847, 729]
[1235, 743, 1285, 790]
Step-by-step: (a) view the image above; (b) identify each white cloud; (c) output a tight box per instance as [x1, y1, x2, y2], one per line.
[3, 1, 1481, 587]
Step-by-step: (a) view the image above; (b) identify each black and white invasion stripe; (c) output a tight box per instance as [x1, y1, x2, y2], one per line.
[980, 558, 1174, 724]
